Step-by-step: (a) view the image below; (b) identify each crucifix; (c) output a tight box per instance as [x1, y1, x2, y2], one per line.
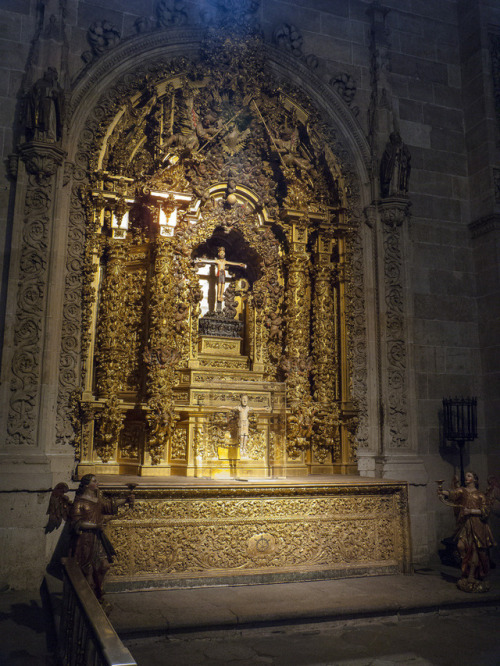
[195, 247, 246, 311]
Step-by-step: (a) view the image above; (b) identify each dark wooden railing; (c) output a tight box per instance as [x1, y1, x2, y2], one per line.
[59, 558, 137, 666]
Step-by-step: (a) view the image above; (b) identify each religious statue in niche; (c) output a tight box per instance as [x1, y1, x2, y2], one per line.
[380, 131, 411, 198]
[25, 67, 64, 142]
[235, 394, 250, 458]
[195, 246, 246, 312]
[437, 471, 497, 593]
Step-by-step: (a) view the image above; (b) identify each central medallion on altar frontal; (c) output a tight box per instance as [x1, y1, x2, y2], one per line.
[74, 35, 358, 479]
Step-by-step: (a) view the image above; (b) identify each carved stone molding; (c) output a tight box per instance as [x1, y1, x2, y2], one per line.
[378, 198, 411, 450]
[19, 142, 66, 184]
[6, 142, 65, 447]
[379, 197, 410, 227]
[364, 204, 377, 228]
[468, 213, 500, 239]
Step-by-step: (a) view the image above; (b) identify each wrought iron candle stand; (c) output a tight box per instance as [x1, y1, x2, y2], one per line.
[442, 397, 477, 487]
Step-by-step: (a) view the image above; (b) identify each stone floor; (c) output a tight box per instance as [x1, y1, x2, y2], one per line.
[2, 566, 500, 665]
[123, 608, 500, 665]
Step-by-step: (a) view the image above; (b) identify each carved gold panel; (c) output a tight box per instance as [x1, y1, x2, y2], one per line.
[105, 481, 411, 586]
[199, 336, 242, 356]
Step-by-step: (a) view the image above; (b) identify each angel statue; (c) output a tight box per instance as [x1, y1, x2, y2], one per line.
[437, 471, 496, 592]
[47, 475, 134, 601]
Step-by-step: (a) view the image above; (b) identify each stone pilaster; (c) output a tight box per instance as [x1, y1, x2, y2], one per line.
[379, 198, 411, 451]
[2, 142, 66, 449]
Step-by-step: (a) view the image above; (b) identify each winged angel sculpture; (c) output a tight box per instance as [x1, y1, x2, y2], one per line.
[437, 472, 499, 592]
[46, 475, 135, 601]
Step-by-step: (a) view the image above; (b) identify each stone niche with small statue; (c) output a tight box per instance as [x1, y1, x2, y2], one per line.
[73, 34, 359, 480]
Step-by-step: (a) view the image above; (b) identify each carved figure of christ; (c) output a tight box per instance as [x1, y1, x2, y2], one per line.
[196, 247, 246, 305]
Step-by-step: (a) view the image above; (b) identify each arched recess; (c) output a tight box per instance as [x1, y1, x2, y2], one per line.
[54, 27, 373, 478]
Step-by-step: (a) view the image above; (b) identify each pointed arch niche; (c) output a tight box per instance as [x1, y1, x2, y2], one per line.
[62, 31, 371, 479]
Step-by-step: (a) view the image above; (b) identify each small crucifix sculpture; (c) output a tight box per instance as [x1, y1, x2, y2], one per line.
[195, 247, 246, 311]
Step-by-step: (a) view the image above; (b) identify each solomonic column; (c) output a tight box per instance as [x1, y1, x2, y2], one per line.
[310, 228, 339, 465]
[282, 215, 313, 461]
[145, 234, 179, 467]
[93, 238, 128, 463]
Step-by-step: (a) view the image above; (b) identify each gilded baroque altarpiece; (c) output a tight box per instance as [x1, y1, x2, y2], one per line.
[65, 34, 363, 479]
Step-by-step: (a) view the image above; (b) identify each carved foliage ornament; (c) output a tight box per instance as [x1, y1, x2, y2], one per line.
[105, 486, 410, 577]
[7, 143, 64, 446]
[380, 200, 411, 448]
[57, 36, 366, 464]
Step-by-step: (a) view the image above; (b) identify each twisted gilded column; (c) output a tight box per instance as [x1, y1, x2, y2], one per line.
[93, 238, 128, 462]
[145, 235, 179, 465]
[311, 229, 339, 462]
[283, 217, 314, 455]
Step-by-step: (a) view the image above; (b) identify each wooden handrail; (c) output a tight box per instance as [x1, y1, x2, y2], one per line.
[60, 557, 137, 666]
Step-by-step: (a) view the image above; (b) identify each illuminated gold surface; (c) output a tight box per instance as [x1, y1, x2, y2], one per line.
[103, 477, 411, 585]
[74, 35, 359, 478]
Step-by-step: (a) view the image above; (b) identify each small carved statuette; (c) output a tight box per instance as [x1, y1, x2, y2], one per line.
[25, 67, 64, 142]
[380, 131, 411, 198]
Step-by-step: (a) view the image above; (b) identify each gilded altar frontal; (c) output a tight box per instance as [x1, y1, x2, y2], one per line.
[103, 479, 411, 586]
[74, 34, 359, 480]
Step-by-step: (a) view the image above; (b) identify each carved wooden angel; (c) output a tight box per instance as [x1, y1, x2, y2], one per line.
[437, 471, 496, 593]
[46, 476, 134, 601]
[45, 482, 71, 533]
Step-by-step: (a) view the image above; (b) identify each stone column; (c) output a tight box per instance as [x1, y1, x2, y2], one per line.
[0, 141, 68, 587]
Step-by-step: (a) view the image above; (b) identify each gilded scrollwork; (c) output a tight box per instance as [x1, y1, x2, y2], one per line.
[58, 31, 365, 475]
[94, 394, 122, 462]
[94, 240, 129, 396]
[170, 428, 187, 460]
[119, 421, 144, 460]
[146, 236, 180, 464]
[246, 426, 266, 461]
[105, 484, 410, 579]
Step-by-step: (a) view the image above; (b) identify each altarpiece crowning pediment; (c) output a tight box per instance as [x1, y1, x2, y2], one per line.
[74, 33, 359, 478]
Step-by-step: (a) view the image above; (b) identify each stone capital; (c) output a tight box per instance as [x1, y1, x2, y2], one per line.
[18, 141, 66, 183]
[378, 197, 411, 227]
